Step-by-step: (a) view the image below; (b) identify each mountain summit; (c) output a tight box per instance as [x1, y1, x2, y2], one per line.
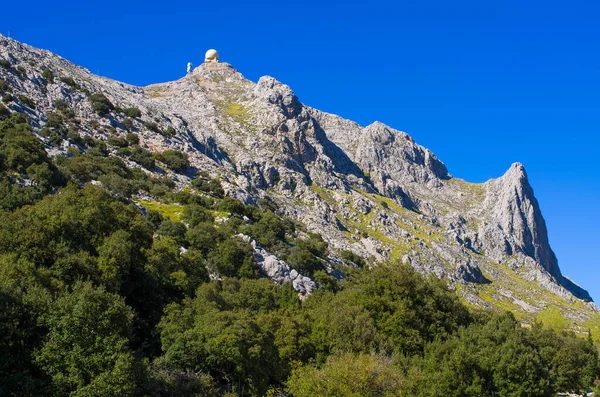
[0, 35, 595, 325]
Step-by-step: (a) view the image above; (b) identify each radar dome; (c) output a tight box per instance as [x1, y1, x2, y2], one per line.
[204, 49, 219, 63]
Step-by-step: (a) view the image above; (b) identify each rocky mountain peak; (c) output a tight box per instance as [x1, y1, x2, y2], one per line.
[0, 36, 595, 324]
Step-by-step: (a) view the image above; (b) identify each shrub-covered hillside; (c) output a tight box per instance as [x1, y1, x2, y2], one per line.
[0, 105, 599, 396]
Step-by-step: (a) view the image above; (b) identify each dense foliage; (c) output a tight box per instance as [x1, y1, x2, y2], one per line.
[0, 109, 598, 396]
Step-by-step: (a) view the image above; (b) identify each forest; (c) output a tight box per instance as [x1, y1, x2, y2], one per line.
[0, 109, 599, 396]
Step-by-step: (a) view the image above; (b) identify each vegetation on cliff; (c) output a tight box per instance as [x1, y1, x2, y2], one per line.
[0, 112, 598, 396]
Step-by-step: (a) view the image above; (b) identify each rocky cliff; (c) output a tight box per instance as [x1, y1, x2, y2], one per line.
[0, 35, 596, 326]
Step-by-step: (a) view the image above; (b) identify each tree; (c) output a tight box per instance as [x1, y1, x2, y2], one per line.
[124, 107, 142, 118]
[286, 353, 406, 397]
[156, 219, 187, 246]
[159, 281, 283, 396]
[0, 271, 50, 396]
[156, 150, 189, 173]
[129, 145, 155, 169]
[88, 93, 114, 116]
[35, 282, 140, 396]
[207, 237, 254, 278]
[186, 222, 221, 255]
[349, 261, 471, 356]
[182, 204, 214, 228]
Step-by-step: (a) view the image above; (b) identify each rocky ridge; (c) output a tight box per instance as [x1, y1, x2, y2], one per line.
[0, 35, 596, 327]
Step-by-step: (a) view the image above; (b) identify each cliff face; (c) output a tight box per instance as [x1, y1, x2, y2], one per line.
[0, 35, 595, 322]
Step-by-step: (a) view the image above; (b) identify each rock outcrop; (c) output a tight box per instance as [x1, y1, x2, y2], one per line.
[239, 234, 316, 297]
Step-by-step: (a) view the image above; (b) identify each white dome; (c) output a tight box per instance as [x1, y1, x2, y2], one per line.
[205, 49, 219, 61]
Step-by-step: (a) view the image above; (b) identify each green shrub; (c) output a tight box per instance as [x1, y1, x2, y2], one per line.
[0, 59, 11, 69]
[207, 237, 255, 277]
[144, 121, 162, 134]
[83, 135, 95, 147]
[63, 108, 76, 119]
[123, 117, 134, 131]
[156, 219, 187, 245]
[182, 204, 214, 228]
[341, 249, 366, 268]
[0, 103, 10, 121]
[192, 176, 224, 198]
[59, 75, 79, 89]
[116, 148, 131, 157]
[66, 146, 82, 157]
[287, 353, 404, 397]
[126, 133, 139, 145]
[16, 65, 26, 76]
[67, 128, 84, 145]
[18, 95, 35, 109]
[89, 93, 114, 116]
[156, 150, 189, 173]
[218, 196, 246, 216]
[39, 127, 64, 147]
[107, 137, 129, 148]
[164, 126, 176, 136]
[2, 93, 13, 103]
[0, 79, 12, 93]
[46, 112, 63, 127]
[129, 146, 155, 169]
[284, 233, 328, 277]
[124, 107, 141, 118]
[42, 68, 54, 84]
[54, 99, 68, 111]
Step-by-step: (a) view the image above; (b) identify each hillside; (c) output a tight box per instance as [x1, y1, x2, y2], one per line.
[1, 35, 600, 396]
[1, 35, 596, 321]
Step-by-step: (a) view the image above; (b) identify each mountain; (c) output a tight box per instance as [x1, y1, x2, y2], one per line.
[0, 34, 596, 329]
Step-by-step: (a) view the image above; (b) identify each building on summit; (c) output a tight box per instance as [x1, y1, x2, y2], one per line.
[204, 49, 219, 63]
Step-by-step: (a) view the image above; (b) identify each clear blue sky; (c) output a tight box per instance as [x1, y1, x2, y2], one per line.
[2, 0, 599, 300]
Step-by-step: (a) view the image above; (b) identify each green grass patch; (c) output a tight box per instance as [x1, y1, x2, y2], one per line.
[138, 200, 184, 222]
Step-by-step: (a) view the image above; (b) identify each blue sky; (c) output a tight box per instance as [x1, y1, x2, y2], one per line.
[2, 0, 599, 300]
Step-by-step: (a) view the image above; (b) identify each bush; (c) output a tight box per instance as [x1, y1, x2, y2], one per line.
[157, 219, 187, 245]
[182, 204, 214, 228]
[144, 121, 162, 134]
[164, 126, 176, 136]
[208, 237, 255, 277]
[218, 196, 246, 216]
[192, 176, 224, 198]
[124, 107, 141, 118]
[126, 133, 139, 145]
[18, 95, 35, 109]
[46, 112, 64, 130]
[341, 249, 366, 268]
[42, 68, 54, 84]
[123, 118, 134, 131]
[0, 59, 11, 69]
[54, 99, 68, 111]
[107, 137, 129, 148]
[156, 150, 189, 173]
[67, 128, 84, 145]
[0, 103, 10, 121]
[64, 109, 76, 119]
[2, 94, 12, 103]
[129, 146, 155, 170]
[59, 75, 79, 89]
[16, 65, 27, 76]
[0, 79, 12, 94]
[285, 234, 328, 277]
[89, 93, 114, 116]
[244, 210, 290, 247]
[287, 353, 405, 397]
